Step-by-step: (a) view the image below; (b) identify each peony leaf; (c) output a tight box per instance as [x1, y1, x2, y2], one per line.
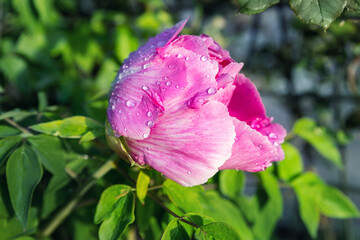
[289, 0, 347, 29]
[219, 170, 245, 200]
[136, 171, 150, 205]
[161, 219, 190, 240]
[237, 0, 280, 14]
[6, 145, 43, 229]
[194, 222, 241, 240]
[0, 125, 21, 137]
[0, 136, 22, 167]
[293, 118, 342, 168]
[277, 142, 303, 182]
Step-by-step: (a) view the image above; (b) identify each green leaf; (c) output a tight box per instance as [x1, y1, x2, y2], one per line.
[315, 185, 360, 218]
[136, 171, 150, 205]
[163, 180, 253, 240]
[94, 184, 132, 224]
[27, 134, 66, 175]
[79, 128, 104, 143]
[0, 125, 21, 137]
[161, 219, 191, 240]
[293, 118, 342, 168]
[30, 116, 103, 138]
[346, 0, 360, 12]
[252, 171, 282, 240]
[0, 136, 22, 167]
[195, 222, 241, 240]
[237, 0, 280, 14]
[98, 192, 135, 240]
[6, 145, 43, 229]
[277, 142, 303, 181]
[289, 0, 347, 29]
[219, 170, 245, 200]
[183, 213, 215, 227]
[0, 110, 36, 122]
[115, 25, 139, 62]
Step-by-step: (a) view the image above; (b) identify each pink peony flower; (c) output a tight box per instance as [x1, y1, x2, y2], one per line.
[107, 19, 286, 186]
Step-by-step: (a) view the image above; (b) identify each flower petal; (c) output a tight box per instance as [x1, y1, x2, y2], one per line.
[228, 74, 266, 124]
[126, 101, 236, 186]
[219, 118, 280, 172]
[200, 34, 234, 67]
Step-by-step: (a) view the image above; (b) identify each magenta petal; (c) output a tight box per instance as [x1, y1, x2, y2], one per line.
[200, 34, 234, 66]
[228, 74, 266, 124]
[126, 101, 235, 187]
[219, 118, 280, 172]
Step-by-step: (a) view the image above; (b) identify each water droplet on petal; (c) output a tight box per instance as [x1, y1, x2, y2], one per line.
[111, 105, 115, 110]
[269, 133, 277, 139]
[143, 133, 149, 138]
[143, 64, 149, 69]
[118, 110, 122, 113]
[168, 64, 175, 69]
[165, 81, 172, 87]
[206, 74, 210, 78]
[146, 121, 154, 127]
[125, 99, 136, 108]
[136, 112, 140, 116]
[258, 144, 263, 148]
[274, 142, 279, 147]
[198, 98, 204, 103]
[175, 85, 180, 88]
[164, 76, 168, 80]
[270, 150, 274, 154]
[156, 81, 161, 86]
[200, 55, 208, 62]
[147, 111, 153, 117]
[185, 56, 190, 61]
[142, 85, 149, 91]
[124, 128, 127, 132]
[177, 54, 183, 58]
[207, 87, 217, 95]
[187, 171, 191, 174]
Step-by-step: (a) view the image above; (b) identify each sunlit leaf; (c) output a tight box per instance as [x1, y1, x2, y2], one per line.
[293, 118, 342, 168]
[194, 222, 241, 240]
[6, 145, 43, 229]
[136, 171, 150, 205]
[277, 142, 303, 182]
[219, 170, 245, 200]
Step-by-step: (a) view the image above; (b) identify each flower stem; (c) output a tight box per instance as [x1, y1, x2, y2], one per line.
[4, 118, 32, 134]
[40, 160, 115, 237]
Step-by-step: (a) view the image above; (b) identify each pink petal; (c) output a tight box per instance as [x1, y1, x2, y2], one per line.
[200, 34, 234, 67]
[219, 118, 281, 172]
[108, 20, 189, 140]
[126, 101, 236, 187]
[227, 74, 266, 124]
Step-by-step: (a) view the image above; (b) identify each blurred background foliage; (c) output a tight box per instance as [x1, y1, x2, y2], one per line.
[1, 0, 360, 239]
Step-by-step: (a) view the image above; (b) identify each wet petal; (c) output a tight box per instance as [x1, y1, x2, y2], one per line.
[200, 34, 234, 67]
[126, 101, 235, 186]
[219, 118, 281, 172]
[228, 74, 266, 124]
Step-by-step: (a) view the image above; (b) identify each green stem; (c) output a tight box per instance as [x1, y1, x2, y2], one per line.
[4, 118, 32, 134]
[40, 160, 115, 237]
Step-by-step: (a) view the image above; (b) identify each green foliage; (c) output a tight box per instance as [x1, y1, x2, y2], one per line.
[0, 125, 21, 137]
[0, 136, 22, 167]
[219, 170, 245, 200]
[237, 0, 280, 14]
[277, 142, 303, 181]
[6, 145, 43, 229]
[94, 185, 135, 240]
[136, 171, 150, 205]
[293, 118, 343, 168]
[194, 222, 241, 240]
[161, 219, 191, 240]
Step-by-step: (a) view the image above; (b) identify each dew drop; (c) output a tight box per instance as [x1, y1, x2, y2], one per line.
[111, 105, 115, 110]
[268, 133, 277, 139]
[161, 88, 166, 92]
[124, 128, 127, 132]
[185, 56, 190, 61]
[143, 133, 149, 138]
[164, 76, 169, 80]
[168, 64, 175, 69]
[118, 110, 122, 114]
[207, 87, 217, 95]
[165, 81, 172, 87]
[274, 142, 279, 147]
[142, 85, 149, 91]
[198, 98, 204, 103]
[187, 171, 191, 174]
[175, 85, 180, 88]
[156, 81, 161, 86]
[147, 111, 153, 117]
[258, 144, 263, 148]
[177, 54, 183, 58]
[270, 150, 274, 154]
[143, 64, 149, 69]
[136, 112, 140, 116]
[125, 99, 136, 108]
[200, 55, 208, 62]
[146, 120, 154, 127]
